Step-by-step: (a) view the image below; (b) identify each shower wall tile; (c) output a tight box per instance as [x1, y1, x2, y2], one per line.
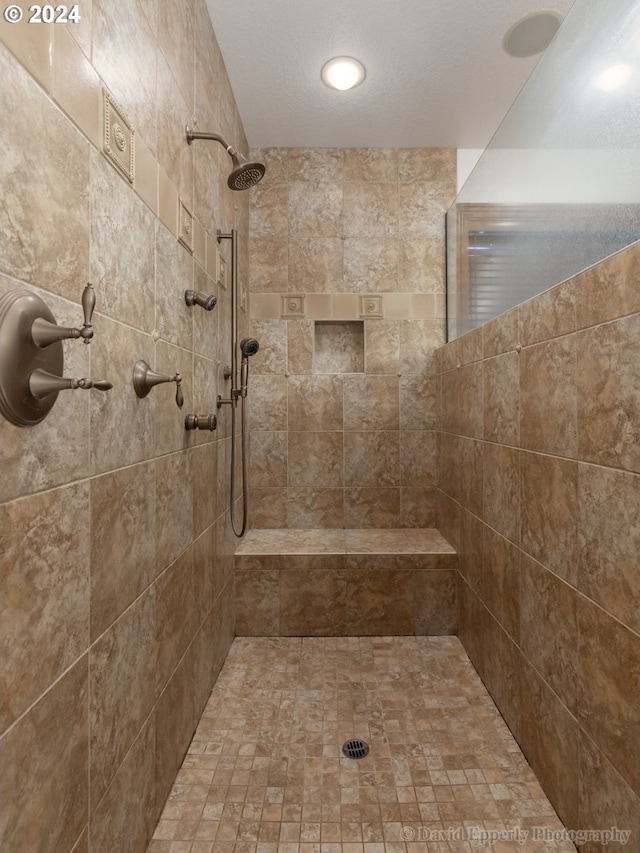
[235, 569, 280, 636]
[1, 7, 242, 853]
[287, 147, 344, 182]
[399, 237, 445, 293]
[344, 487, 401, 529]
[0, 658, 88, 853]
[344, 430, 400, 488]
[251, 488, 288, 528]
[248, 374, 288, 431]
[289, 238, 344, 292]
[343, 375, 399, 431]
[0, 482, 89, 731]
[250, 182, 289, 237]
[280, 569, 347, 635]
[578, 464, 640, 634]
[90, 462, 157, 641]
[436, 241, 640, 839]
[398, 148, 456, 184]
[401, 486, 437, 528]
[89, 588, 156, 806]
[483, 351, 519, 445]
[413, 570, 457, 634]
[398, 182, 451, 238]
[155, 548, 197, 696]
[344, 148, 398, 182]
[288, 431, 343, 488]
[289, 181, 343, 237]
[0, 44, 90, 299]
[399, 375, 438, 430]
[249, 431, 288, 488]
[288, 375, 344, 431]
[343, 182, 398, 238]
[400, 430, 436, 486]
[520, 335, 577, 457]
[343, 237, 399, 292]
[251, 319, 288, 374]
[288, 487, 345, 529]
[364, 321, 401, 374]
[345, 568, 413, 635]
[576, 314, 640, 473]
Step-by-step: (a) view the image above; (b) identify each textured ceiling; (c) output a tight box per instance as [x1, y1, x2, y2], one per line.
[205, 0, 576, 149]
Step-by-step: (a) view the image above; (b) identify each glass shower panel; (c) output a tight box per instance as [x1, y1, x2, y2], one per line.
[446, 0, 640, 340]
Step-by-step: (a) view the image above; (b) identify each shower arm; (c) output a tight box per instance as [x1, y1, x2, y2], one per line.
[185, 127, 238, 157]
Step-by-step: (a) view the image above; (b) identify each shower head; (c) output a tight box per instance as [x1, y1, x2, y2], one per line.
[185, 126, 265, 191]
[240, 338, 260, 358]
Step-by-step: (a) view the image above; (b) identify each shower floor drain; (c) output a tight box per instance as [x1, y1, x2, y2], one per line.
[342, 738, 370, 759]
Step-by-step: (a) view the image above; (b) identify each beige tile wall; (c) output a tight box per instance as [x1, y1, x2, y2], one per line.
[0, 4, 250, 852]
[436, 242, 640, 846]
[247, 147, 456, 528]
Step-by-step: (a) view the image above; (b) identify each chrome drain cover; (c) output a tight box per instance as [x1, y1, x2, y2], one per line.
[342, 738, 370, 759]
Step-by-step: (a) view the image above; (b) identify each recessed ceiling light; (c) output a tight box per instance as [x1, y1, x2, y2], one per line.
[595, 64, 632, 92]
[321, 57, 366, 91]
[503, 11, 562, 58]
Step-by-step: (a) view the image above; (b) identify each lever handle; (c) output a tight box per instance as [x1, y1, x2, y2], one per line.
[184, 413, 217, 431]
[29, 369, 113, 399]
[133, 360, 183, 409]
[175, 378, 184, 408]
[31, 282, 96, 347]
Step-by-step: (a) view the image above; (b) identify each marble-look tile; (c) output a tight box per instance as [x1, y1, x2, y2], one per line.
[155, 653, 197, 817]
[249, 488, 288, 528]
[577, 596, 640, 796]
[249, 182, 288, 237]
[288, 488, 345, 529]
[483, 306, 520, 357]
[251, 147, 288, 183]
[344, 375, 399, 431]
[365, 320, 400, 374]
[344, 430, 400, 488]
[287, 320, 314, 375]
[89, 589, 155, 805]
[482, 524, 520, 642]
[459, 509, 483, 597]
[155, 451, 193, 571]
[578, 464, 640, 633]
[289, 238, 344, 292]
[483, 443, 520, 545]
[249, 319, 288, 375]
[413, 570, 457, 635]
[288, 148, 344, 182]
[520, 451, 578, 585]
[314, 321, 364, 373]
[0, 657, 88, 853]
[520, 660, 579, 829]
[90, 717, 156, 853]
[344, 488, 401, 529]
[576, 314, 640, 473]
[0, 482, 89, 730]
[288, 431, 343, 488]
[439, 368, 459, 435]
[156, 223, 194, 349]
[398, 237, 445, 294]
[575, 241, 640, 330]
[289, 181, 343, 238]
[520, 554, 577, 713]
[518, 279, 576, 347]
[458, 436, 483, 517]
[344, 148, 397, 182]
[90, 149, 155, 331]
[248, 237, 288, 292]
[0, 44, 90, 299]
[343, 183, 398, 238]
[399, 319, 443, 375]
[401, 486, 437, 528]
[236, 528, 346, 555]
[458, 325, 483, 365]
[400, 430, 436, 487]
[90, 318, 155, 475]
[92, 0, 157, 153]
[457, 361, 484, 438]
[248, 375, 288, 431]
[157, 0, 194, 109]
[280, 570, 347, 635]
[191, 442, 218, 537]
[478, 611, 523, 741]
[235, 570, 280, 635]
[154, 340, 194, 456]
[288, 375, 344, 431]
[90, 462, 156, 640]
[249, 431, 287, 488]
[437, 491, 460, 553]
[343, 238, 399, 292]
[345, 569, 413, 635]
[578, 731, 640, 853]
[345, 527, 454, 554]
[156, 54, 193, 209]
[398, 148, 456, 184]
[483, 352, 519, 446]
[0, 12, 52, 89]
[155, 548, 197, 695]
[520, 336, 577, 457]
[399, 375, 438, 431]
[53, 25, 101, 148]
[192, 267, 218, 362]
[398, 183, 451, 238]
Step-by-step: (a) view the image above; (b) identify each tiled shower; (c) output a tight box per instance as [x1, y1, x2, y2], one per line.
[0, 4, 638, 853]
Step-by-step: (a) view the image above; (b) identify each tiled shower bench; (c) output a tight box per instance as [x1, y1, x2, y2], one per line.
[235, 528, 458, 636]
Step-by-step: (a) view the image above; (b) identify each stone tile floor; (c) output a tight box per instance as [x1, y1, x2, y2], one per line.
[147, 636, 575, 853]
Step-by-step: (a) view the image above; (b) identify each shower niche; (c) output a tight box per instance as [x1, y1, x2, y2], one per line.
[313, 321, 364, 374]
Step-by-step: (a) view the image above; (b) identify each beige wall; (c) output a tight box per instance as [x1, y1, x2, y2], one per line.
[436, 242, 640, 844]
[0, 4, 248, 852]
[247, 147, 456, 529]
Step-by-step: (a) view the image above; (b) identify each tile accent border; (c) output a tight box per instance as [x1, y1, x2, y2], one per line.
[102, 88, 134, 184]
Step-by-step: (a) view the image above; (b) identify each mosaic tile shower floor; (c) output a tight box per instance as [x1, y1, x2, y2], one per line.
[147, 637, 575, 853]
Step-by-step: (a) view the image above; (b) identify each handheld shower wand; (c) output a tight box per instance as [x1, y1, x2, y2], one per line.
[239, 338, 260, 397]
